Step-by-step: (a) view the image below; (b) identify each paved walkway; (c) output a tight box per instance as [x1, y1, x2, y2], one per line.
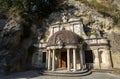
[0, 70, 120, 79]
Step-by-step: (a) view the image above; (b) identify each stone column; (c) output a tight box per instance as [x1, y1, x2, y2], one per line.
[52, 49, 55, 71]
[73, 49, 77, 71]
[93, 49, 100, 69]
[107, 50, 112, 68]
[80, 50, 84, 70]
[48, 50, 51, 70]
[67, 48, 70, 71]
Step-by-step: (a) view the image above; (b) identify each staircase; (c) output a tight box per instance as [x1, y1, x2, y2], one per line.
[39, 69, 92, 77]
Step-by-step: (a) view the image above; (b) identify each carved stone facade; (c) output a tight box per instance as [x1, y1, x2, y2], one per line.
[33, 17, 112, 72]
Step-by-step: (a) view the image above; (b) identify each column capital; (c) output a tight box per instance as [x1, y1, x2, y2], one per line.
[52, 48, 56, 50]
[67, 48, 70, 50]
[72, 48, 77, 52]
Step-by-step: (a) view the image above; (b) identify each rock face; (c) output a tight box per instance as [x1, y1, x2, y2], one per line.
[0, 18, 22, 73]
[107, 32, 120, 68]
[0, 20, 6, 30]
[0, 10, 36, 73]
[108, 32, 120, 53]
[48, 0, 114, 35]
[112, 0, 120, 10]
[87, 0, 120, 10]
[0, 19, 6, 45]
[112, 53, 120, 69]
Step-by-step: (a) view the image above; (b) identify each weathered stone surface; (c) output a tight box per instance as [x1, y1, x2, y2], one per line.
[48, 0, 114, 33]
[0, 11, 37, 73]
[112, 0, 120, 10]
[107, 32, 120, 53]
[0, 0, 120, 74]
[112, 53, 120, 69]
[0, 19, 6, 31]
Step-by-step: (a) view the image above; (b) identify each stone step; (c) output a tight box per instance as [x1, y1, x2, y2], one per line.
[39, 69, 92, 77]
[44, 69, 88, 74]
[92, 69, 114, 73]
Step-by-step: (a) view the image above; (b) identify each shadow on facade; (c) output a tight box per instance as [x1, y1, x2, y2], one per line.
[83, 43, 94, 71]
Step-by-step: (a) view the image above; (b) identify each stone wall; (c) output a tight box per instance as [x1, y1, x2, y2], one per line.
[107, 32, 120, 69]
[108, 32, 120, 53]
[112, 53, 120, 69]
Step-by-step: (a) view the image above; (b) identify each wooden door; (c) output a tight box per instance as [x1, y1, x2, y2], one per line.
[61, 52, 67, 68]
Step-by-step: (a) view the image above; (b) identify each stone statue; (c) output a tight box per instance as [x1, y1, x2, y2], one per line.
[62, 12, 68, 23]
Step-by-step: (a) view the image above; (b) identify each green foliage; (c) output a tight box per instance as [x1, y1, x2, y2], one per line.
[8, 7, 24, 15]
[0, 0, 62, 19]
[43, 36, 47, 41]
[87, 30, 98, 37]
[0, 1, 8, 12]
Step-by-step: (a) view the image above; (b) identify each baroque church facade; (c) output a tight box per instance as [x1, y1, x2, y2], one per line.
[32, 14, 112, 72]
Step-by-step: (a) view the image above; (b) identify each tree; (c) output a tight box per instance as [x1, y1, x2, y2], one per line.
[0, 0, 61, 16]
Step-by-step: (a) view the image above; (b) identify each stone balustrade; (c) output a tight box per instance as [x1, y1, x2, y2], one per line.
[34, 38, 108, 48]
[85, 38, 108, 45]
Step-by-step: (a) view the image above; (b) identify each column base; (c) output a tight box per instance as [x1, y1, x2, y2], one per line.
[73, 69, 77, 72]
[52, 69, 55, 71]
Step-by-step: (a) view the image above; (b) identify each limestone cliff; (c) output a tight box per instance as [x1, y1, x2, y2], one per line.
[0, 9, 37, 73]
[82, 0, 120, 69]
[0, 0, 120, 73]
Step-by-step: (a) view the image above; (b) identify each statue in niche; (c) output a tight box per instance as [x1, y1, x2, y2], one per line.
[56, 37, 63, 45]
[62, 11, 68, 23]
[56, 35, 65, 47]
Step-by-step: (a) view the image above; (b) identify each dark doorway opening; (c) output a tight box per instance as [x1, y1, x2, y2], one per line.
[85, 50, 93, 63]
[61, 52, 67, 68]
[85, 50, 94, 70]
[43, 52, 46, 63]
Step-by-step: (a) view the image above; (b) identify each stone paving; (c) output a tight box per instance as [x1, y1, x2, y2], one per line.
[0, 70, 120, 79]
